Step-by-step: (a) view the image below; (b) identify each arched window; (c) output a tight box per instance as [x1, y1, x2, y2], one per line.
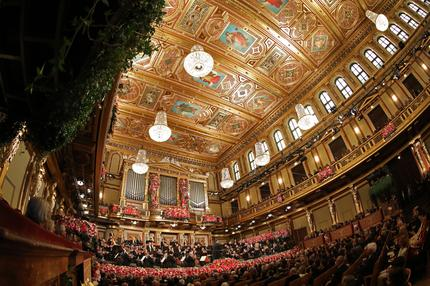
[399, 13, 419, 29]
[350, 63, 369, 84]
[335, 77, 353, 99]
[319, 91, 336, 113]
[390, 24, 409, 41]
[364, 49, 385, 69]
[419, 0, 430, 5]
[408, 2, 428, 17]
[304, 105, 319, 124]
[273, 130, 286, 151]
[248, 151, 256, 171]
[377, 36, 398, 54]
[288, 119, 302, 140]
[233, 162, 240, 181]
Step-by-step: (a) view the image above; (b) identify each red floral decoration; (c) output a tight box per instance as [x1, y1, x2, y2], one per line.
[109, 204, 120, 214]
[100, 248, 299, 280]
[179, 178, 189, 209]
[162, 206, 190, 220]
[59, 216, 97, 238]
[381, 122, 396, 139]
[99, 206, 108, 217]
[202, 214, 222, 223]
[239, 230, 289, 244]
[148, 173, 160, 209]
[122, 206, 141, 217]
[317, 166, 334, 182]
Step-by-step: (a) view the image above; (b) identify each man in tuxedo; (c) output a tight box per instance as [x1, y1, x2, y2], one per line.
[183, 251, 196, 267]
[146, 240, 155, 253]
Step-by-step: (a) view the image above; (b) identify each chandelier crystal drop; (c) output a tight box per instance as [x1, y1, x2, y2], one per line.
[132, 149, 149, 174]
[254, 141, 270, 166]
[149, 111, 172, 142]
[296, 104, 315, 130]
[220, 168, 234, 189]
[366, 10, 389, 32]
[183, 45, 214, 77]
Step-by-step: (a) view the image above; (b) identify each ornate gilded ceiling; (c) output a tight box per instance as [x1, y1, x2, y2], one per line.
[108, 0, 388, 166]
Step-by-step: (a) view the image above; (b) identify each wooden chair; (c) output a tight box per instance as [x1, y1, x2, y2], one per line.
[268, 277, 288, 286]
[249, 280, 265, 286]
[289, 273, 311, 286]
[234, 279, 253, 286]
[313, 265, 337, 286]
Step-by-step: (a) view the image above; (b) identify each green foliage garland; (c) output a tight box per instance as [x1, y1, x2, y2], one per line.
[25, 0, 165, 154]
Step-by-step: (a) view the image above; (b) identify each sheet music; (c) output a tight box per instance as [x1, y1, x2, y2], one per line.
[200, 256, 206, 262]
[181, 256, 186, 262]
[140, 256, 145, 262]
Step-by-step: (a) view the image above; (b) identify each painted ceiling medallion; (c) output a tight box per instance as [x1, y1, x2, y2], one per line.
[183, 45, 214, 77]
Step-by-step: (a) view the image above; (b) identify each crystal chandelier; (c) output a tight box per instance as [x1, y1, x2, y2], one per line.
[296, 104, 316, 130]
[149, 111, 172, 142]
[365, 10, 389, 32]
[254, 141, 270, 166]
[132, 149, 149, 174]
[220, 168, 234, 189]
[183, 45, 214, 77]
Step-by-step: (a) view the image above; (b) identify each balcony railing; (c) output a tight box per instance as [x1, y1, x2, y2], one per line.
[224, 85, 430, 225]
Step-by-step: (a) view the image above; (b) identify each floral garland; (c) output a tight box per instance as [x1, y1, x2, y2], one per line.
[60, 216, 97, 238]
[109, 204, 120, 215]
[202, 214, 222, 223]
[381, 122, 396, 139]
[100, 248, 299, 280]
[162, 207, 190, 220]
[148, 173, 160, 209]
[239, 230, 289, 244]
[317, 166, 334, 182]
[122, 206, 141, 217]
[179, 178, 189, 209]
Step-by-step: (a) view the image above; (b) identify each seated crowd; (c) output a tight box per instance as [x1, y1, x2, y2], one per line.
[97, 206, 429, 286]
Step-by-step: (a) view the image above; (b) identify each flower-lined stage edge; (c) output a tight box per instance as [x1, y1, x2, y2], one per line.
[239, 230, 289, 245]
[100, 248, 299, 280]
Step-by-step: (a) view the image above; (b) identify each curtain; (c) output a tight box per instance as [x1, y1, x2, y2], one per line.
[160, 175, 177, 205]
[190, 181, 205, 209]
[125, 170, 145, 201]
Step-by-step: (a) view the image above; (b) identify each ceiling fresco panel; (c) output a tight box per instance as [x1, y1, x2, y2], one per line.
[106, 0, 390, 165]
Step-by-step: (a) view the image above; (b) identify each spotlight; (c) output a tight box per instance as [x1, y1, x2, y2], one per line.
[132, 221, 137, 225]
[397, 155, 401, 160]
[77, 180, 84, 186]
[287, 205, 292, 210]
[225, 229, 229, 232]
[87, 188, 92, 193]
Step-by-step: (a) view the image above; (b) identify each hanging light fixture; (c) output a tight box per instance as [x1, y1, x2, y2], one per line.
[183, 45, 214, 77]
[365, 10, 389, 32]
[296, 104, 315, 130]
[149, 111, 172, 142]
[254, 141, 270, 166]
[220, 168, 234, 189]
[132, 149, 149, 174]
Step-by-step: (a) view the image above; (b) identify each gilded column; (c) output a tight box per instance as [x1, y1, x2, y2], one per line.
[328, 198, 338, 225]
[120, 164, 130, 208]
[306, 209, 316, 233]
[351, 186, 363, 214]
[411, 139, 430, 175]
